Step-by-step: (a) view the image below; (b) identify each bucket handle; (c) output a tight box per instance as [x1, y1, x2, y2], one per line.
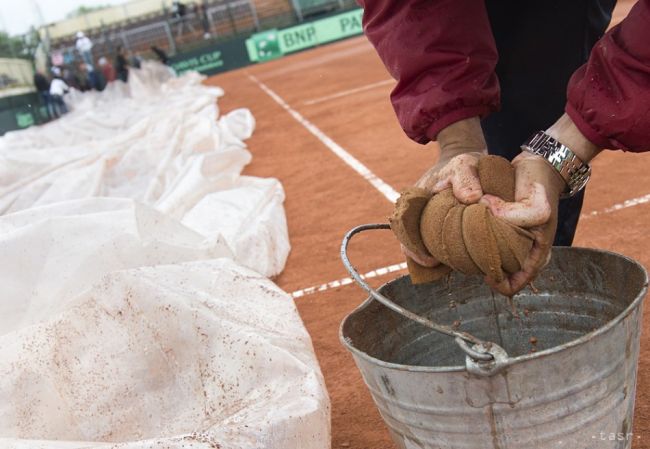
[341, 223, 512, 375]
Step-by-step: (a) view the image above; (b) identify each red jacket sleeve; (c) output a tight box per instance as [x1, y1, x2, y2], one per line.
[566, 0, 650, 152]
[359, 0, 500, 144]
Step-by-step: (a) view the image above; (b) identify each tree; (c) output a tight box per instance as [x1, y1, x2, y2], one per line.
[0, 32, 30, 59]
[65, 5, 111, 19]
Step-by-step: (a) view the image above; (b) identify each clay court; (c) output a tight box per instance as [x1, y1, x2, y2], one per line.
[205, 4, 650, 446]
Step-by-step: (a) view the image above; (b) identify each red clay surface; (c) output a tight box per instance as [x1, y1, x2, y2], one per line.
[205, 2, 650, 447]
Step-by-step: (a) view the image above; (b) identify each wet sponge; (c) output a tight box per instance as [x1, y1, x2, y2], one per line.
[390, 155, 534, 284]
[389, 187, 453, 284]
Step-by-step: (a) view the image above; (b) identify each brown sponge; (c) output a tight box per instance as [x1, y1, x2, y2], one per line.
[442, 205, 481, 274]
[389, 187, 431, 257]
[478, 155, 516, 202]
[390, 188, 451, 283]
[490, 218, 534, 273]
[419, 189, 457, 264]
[462, 204, 505, 282]
[390, 155, 534, 284]
[405, 257, 452, 284]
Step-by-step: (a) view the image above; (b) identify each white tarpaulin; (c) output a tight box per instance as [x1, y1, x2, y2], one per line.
[0, 62, 289, 277]
[0, 63, 330, 448]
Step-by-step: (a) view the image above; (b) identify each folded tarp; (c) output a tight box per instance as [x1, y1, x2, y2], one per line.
[0, 62, 329, 448]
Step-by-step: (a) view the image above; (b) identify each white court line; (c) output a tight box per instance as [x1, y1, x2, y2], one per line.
[580, 192, 650, 219]
[291, 262, 407, 298]
[248, 73, 399, 203]
[302, 79, 394, 106]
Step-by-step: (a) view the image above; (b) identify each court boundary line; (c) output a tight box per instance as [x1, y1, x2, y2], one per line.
[291, 262, 407, 298]
[302, 79, 394, 106]
[247, 73, 399, 203]
[581, 192, 650, 219]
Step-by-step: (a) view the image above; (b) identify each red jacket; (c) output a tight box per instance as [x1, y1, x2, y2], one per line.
[102, 62, 117, 83]
[360, 0, 650, 152]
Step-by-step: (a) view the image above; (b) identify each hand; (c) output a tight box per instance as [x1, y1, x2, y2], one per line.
[415, 151, 486, 203]
[480, 152, 564, 295]
[406, 117, 488, 266]
[479, 113, 602, 295]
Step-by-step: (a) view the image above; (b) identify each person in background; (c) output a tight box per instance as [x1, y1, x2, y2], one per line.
[129, 52, 143, 69]
[75, 31, 94, 68]
[75, 62, 91, 91]
[62, 65, 81, 91]
[49, 67, 69, 117]
[172, 1, 195, 36]
[172, 0, 187, 18]
[94, 66, 107, 91]
[84, 63, 99, 90]
[98, 57, 116, 83]
[33, 70, 54, 119]
[115, 45, 129, 83]
[199, 1, 211, 39]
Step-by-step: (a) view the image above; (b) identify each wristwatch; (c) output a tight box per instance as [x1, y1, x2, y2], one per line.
[520, 131, 591, 198]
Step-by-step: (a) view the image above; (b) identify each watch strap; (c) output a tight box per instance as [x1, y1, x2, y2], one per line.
[521, 131, 591, 198]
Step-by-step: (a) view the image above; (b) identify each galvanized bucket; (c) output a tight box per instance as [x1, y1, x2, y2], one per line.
[340, 224, 649, 449]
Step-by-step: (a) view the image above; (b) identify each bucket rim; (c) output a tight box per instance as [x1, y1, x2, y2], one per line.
[339, 247, 649, 373]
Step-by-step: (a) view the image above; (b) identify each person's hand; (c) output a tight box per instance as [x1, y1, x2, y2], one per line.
[480, 113, 602, 295]
[404, 117, 488, 267]
[479, 152, 564, 295]
[415, 150, 486, 203]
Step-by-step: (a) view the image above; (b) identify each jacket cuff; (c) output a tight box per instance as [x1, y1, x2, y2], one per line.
[565, 103, 612, 150]
[425, 105, 493, 142]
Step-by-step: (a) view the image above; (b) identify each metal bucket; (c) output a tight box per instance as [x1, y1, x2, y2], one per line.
[340, 224, 649, 449]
